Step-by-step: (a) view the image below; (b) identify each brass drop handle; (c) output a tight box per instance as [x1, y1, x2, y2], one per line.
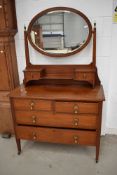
[32, 115, 36, 124]
[73, 105, 79, 114]
[74, 136, 79, 144]
[74, 118, 79, 126]
[32, 132, 37, 140]
[30, 101, 35, 110]
[73, 105, 78, 110]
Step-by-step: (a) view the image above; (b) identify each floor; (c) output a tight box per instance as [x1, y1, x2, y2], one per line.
[0, 135, 117, 175]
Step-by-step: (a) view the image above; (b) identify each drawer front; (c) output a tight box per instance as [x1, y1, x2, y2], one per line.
[25, 71, 41, 81]
[55, 102, 98, 114]
[75, 72, 95, 81]
[15, 111, 97, 129]
[13, 99, 52, 111]
[16, 126, 96, 146]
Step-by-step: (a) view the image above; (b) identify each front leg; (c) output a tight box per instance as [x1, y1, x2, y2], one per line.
[16, 138, 21, 155]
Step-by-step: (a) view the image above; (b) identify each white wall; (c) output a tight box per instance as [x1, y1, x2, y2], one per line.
[15, 0, 117, 134]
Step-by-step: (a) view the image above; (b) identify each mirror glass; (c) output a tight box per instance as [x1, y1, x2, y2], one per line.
[28, 8, 92, 56]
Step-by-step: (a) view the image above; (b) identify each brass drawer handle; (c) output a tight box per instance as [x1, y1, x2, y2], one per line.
[0, 5, 2, 9]
[74, 136, 79, 144]
[73, 105, 79, 114]
[73, 105, 78, 110]
[32, 132, 37, 140]
[30, 101, 35, 110]
[32, 116, 36, 124]
[74, 117, 79, 126]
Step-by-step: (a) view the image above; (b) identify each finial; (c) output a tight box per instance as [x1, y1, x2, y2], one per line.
[24, 25, 26, 31]
[94, 21, 96, 28]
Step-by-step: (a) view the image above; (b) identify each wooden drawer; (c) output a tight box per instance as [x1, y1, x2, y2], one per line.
[23, 69, 45, 85]
[16, 126, 96, 146]
[13, 99, 52, 111]
[15, 111, 97, 129]
[24, 71, 41, 81]
[74, 71, 95, 87]
[55, 101, 98, 114]
[75, 72, 94, 81]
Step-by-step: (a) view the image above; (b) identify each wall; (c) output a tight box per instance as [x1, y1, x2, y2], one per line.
[15, 0, 117, 134]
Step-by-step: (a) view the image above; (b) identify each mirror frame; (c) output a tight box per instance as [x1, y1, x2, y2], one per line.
[27, 7, 92, 57]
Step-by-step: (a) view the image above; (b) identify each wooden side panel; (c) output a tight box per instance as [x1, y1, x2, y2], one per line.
[0, 0, 6, 30]
[0, 45, 10, 90]
[9, 39, 19, 88]
[0, 0, 17, 30]
[0, 101, 13, 133]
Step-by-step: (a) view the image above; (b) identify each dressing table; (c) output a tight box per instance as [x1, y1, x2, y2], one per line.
[10, 7, 105, 162]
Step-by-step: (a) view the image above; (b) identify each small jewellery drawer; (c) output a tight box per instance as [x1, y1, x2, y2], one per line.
[24, 71, 41, 81]
[15, 111, 97, 129]
[13, 99, 52, 111]
[55, 101, 98, 114]
[75, 72, 95, 81]
[16, 126, 96, 146]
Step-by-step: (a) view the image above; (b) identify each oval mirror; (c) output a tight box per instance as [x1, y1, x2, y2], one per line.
[27, 7, 92, 57]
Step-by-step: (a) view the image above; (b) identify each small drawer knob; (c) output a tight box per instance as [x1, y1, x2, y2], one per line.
[74, 118, 79, 125]
[32, 115, 36, 119]
[74, 136, 79, 144]
[74, 139, 78, 144]
[74, 110, 78, 114]
[32, 116, 36, 124]
[32, 133, 37, 140]
[74, 122, 78, 126]
[0, 5, 2, 9]
[32, 119, 36, 124]
[73, 105, 79, 114]
[30, 101, 35, 110]
[31, 102, 35, 106]
[0, 50, 4, 53]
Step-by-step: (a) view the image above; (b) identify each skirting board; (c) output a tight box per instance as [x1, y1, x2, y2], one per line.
[105, 128, 117, 135]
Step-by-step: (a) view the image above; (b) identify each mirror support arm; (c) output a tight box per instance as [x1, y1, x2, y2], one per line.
[24, 27, 31, 68]
[92, 24, 96, 67]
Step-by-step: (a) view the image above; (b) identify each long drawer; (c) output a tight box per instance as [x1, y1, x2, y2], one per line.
[13, 99, 52, 111]
[16, 126, 96, 146]
[15, 111, 97, 129]
[55, 101, 98, 114]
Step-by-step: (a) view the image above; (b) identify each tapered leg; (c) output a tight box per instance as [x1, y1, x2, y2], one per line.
[16, 138, 21, 155]
[96, 142, 100, 163]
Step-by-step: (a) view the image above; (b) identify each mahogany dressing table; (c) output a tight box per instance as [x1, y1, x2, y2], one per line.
[10, 7, 105, 162]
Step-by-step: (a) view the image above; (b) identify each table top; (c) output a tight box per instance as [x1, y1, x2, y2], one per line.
[10, 84, 105, 102]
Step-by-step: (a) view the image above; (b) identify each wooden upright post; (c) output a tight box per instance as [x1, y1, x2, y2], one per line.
[24, 26, 30, 67]
[92, 23, 96, 67]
